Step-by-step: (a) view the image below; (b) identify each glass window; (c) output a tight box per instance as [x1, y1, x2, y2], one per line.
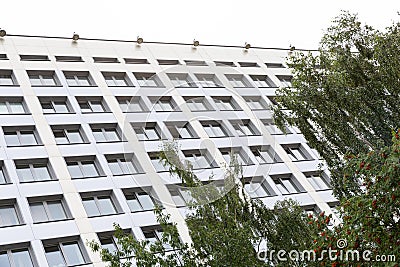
[185, 97, 209, 111]
[201, 121, 228, 137]
[225, 74, 249, 87]
[151, 97, 175, 112]
[15, 161, 51, 182]
[213, 97, 238, 111]
[0, 99, 26, 114]
[133, 72, 162, 87]
[77, 98, 106, 113]
[245, 97, 266, 110]
[118, 97, 146, 112]
[183, 150, 214, 169]
[243, 178, 271, 198]
[167, 123, 196, 139]
[283, 145, 309, 161]
[306, 173, 330, 190]
[251, 146, 277, 164]
[194, 74, 220, 87]
[125, 190, 155, 212]
[106, 155, 140, 175]
[30, 199, 67, 223]
[250, 75, 275, 87]
[133, 125, 161, 141]
[40, 98, 71, 114]
[149, 153, 168, 172]
[4, 129, 38, 146]
[273, 177, 301, 194]
[10, 249, 34, 267]
[66, 159, 100, 179]
[231, 121, 257, 136]
[167, 73, 194, 88]
[91, 126, 121, 142]
[0, 166, 7, 184]
[44, 241, 86, 267]
[64, 71, 93, 86]
[0, 205, 20, 227]
[0, 70, 16, 86]
[28, 71, 58, 86]
[82, 195, 117, 217]
[103, 72, 130, 86]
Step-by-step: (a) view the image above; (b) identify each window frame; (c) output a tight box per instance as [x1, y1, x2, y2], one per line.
[65, 157, 102, 179]
[28, 196, 70, 223]
[3, 126, 40, 147]
[63, 71, 95, 87]
[27, 70, 60, 87]
[14, 159, 53, 183]
[0, 70, 18, 86]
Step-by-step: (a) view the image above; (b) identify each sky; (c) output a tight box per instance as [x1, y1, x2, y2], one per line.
[1, 0, 399, 49]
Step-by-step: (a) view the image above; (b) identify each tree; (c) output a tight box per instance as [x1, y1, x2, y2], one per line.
[273, 11, 400, 198]
[307, 132, 400, 266]
[90, 143, 319, 267]
[273, 11, 400, 266]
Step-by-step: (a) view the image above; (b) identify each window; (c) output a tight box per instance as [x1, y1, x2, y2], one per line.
[150, 96, 177, 112]
[102, 72, 132, 87]
[225, 74, 250, 87]
[0, 70, 18, 86]
[117, 96, 147, 112]
[272, 175, 302, 194]
[157, 59, 180, 65]
[39, 97, 72, 114]
[3, 126, 39, 146]
[244, 96, 267, 110]
[133, 72, 163, 87]
[250, 146, 280, 164]
[213, 96, 240, 111]
[44, 239, 88, 267]
[305, 172, 330, 190]
[81, 192, 118, 217]
[98, 234, 119, 254]
[76, 97, 108, 113]
[0, 163, 8, 184]
[266, 62, 285, 68]
[282, 144, 310, 161]
[219, 148, 252, 166]
[27, 70, 59, 86]
[132, 123, 161, 141]
[183, 149, 216, 169]
[15, 159, 52, 182]
[91, 124, 122, 142]
[51, 125, 85, 144]
[169, 187, 191, 207]
[0, 54, 8, 60]
[0, 247, 34, 267]
[166, 122, 196, 139]
[149, 152, 168, 172]
[276, 75, 293, 87]
[124, 188, 156, 212]
[106, 154, 141, 175]
[267, 96, 278, 105]
[184, 96, 211, 111]
[230, 120, 259, 136]
[214, 61, 235, 67]
[124, 58, 149, 64]
[250, 75, 275, 87]
[167, 73, 195, 87]
[63, 71, 95, 86]
[0, 200, 21, 227]
[262, 119, 292, 134]
[243, 177, 274, 198]
[194, 74, 221, 87]
[55, 56, 84, 62]
[201, 121, 229, 138]
[29, 196, 69, 223]
[65, 157, 101, 179]
[93, 57, 120, 63]
[0, 98, 26, 114]
[238, 62, 259, 67]
[20, 54, 49, 61]
[142, 226, 172, 250]
[185, 60, 207, 66]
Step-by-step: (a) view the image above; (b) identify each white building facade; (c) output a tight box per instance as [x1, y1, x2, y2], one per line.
[0, 35, 337, 267]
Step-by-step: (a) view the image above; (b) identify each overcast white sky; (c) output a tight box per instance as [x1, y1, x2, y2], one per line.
[1, 0, 399, 49]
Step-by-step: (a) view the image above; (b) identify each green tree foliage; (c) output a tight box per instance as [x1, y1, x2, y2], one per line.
[90, 143, 319, 266]
[307, 132, 400, 266]
[274, 11, 400, 266]
[273, 11, 400, 198]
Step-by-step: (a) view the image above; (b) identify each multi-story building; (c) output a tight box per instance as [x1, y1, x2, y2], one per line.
[0, 33, 337, 266]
